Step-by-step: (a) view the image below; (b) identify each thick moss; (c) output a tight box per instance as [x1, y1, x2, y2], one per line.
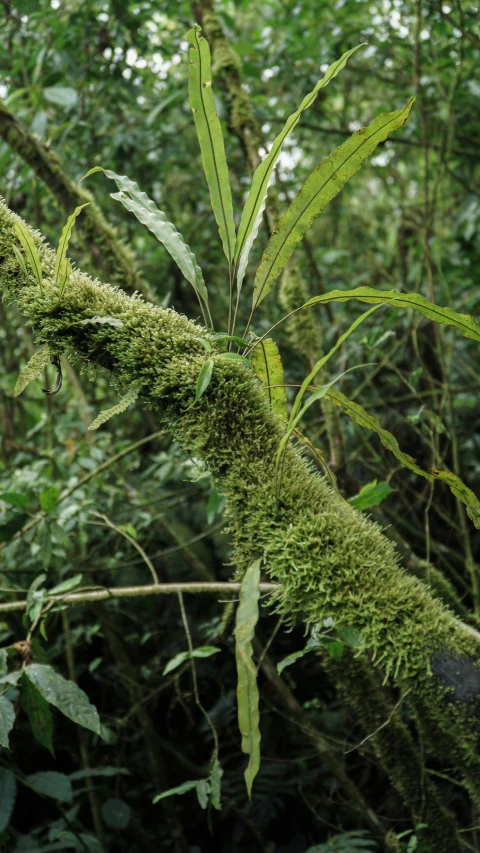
[2, 199, 480, 797]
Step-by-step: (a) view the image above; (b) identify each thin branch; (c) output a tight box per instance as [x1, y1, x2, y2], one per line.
[0, 582, 279, 613]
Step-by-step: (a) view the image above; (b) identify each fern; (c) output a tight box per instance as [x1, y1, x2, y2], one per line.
[88, 387, 139, 431]
[13, 347, 52, 397]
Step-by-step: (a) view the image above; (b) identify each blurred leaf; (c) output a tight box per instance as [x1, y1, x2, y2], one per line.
[153, 779, 200, 803]
[48, 575, 82, 596]
[0, 513, 28, 544]
[39, 486, 59, 513]
[43, 86, 78, 109]
[0, 492, 28, 509]
[101, 798, 131, 829]
[0, 695, 15, 748]
[20, 674, 54, 755]
[235, 558, 262, 798]
[26, 771, 72, 803]
[24, 664, 101, 735]
[0, 769, 16, 831]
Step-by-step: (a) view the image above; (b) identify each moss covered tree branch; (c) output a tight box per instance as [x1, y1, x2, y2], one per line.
[0, 101, 150, 297]
[2, 200, 480, 831]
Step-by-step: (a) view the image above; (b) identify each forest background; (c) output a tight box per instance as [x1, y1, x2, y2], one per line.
[0, 0, 479, 852]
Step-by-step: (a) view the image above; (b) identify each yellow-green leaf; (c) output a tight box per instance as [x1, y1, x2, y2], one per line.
[187, 27, 236, 268]
[327, 389, 480, 528]
[13, 347, 51, 397]
[14, 221, 43, 291]
[88, 387, 138, 431]
[253, 98, 415, 308]
[55, 203, 89, 297]
[251, 339, 288, 419]
[235, 558, 262, 799]
[234, 44, 364, 293]
[303, 286, 480, 344]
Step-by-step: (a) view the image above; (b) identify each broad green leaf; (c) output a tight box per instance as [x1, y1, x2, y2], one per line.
[26, 771, 72, 803]
[153, 779, 200, 803]
[348, 480, 394, 511]
[88, 387, 139, 431]
[303, 286, 480, 344]
[13, 347, 51, 396]
[277, 648, 313, 675]
[0, 769, 16, 831]
[54, 203, 89, 297]
[0, 650, 6, 678]
[327, 389, 480, 528]
[0, 695, 15, 748]
[235, 558, 262, 798]
[48, 574, 82, 596]
[26, 572, 47, 623]
[191, 645, 221, 658]
[195, 358, 214, 403]
[253, 98, 415, 308]
[196, 779, 209, 810]
[163, 651, 190, 675]
[14, 220, 43, 291]
[187, 27, 236, 267]
[20, 674, 54, 755]
[251, 338, 288, 419]
[234, 44, 364, 292]
[24, 664, 101, 735]
[39, 485, 59, 513]
[216, 352, 252, 367]
[0, 492, 28, 509]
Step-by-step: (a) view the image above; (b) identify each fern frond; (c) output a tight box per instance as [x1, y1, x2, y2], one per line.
[13, 347, 52, 397]
[88, 387, 139, 431]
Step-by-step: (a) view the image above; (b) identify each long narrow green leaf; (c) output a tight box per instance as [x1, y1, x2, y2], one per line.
[303, 286, 480, 344]
[235, 558, 262, 799]
[14, 221, 43, 292]
[82, 167, 208, 308]
[327, 389, 480, 528]
[235, 44, 364, 292]
[253, 97, 415, 308]
[187, 27, 236, 267]
[54, 203, 89, 297]
[251, 338, 288, 419]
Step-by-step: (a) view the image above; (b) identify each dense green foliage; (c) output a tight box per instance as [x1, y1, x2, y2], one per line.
[0, 1, 479, 852]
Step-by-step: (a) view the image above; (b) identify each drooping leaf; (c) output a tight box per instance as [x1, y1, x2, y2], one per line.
[234, 44, 364, 292]
[253, 98, 415, 308]
[195, 358, 214, 403]
[187, 27, 236, 267]
[163, 651, 191, 675]
[196, 779, 209, 810]
[348, 480, 394, 511]
[24, 664, 101, 735]
[327, 389, 480, 528]
[251, 338, 288, 419]
[0, 695, 15, 748]
[13, 347, 51, 397]
[303, 286, 480, 344]
[277, 648, 313, 675]
[0, 769, 16, 831]
[54, 203, 89, 298]
[88, 387, 139, 431]
[14, 220, 43, 291]
[235, 558, 262, 798]
[20, 673, 54, 755]
[26, 771, 72, 803]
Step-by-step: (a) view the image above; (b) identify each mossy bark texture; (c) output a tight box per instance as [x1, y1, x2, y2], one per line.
[0, 102, 149, 297]
[2, 201, 480, 836]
